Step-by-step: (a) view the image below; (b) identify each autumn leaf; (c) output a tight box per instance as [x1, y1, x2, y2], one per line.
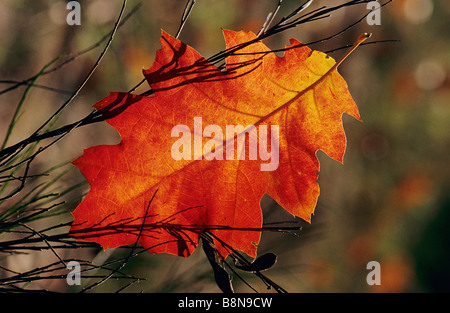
[70, 29, 367, 258]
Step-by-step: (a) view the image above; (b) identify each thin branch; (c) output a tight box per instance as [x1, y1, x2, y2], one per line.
[0, 81, 72, 95]
[79, 190, 157, 292]
[34, 0, 128, 135]
[127, 0, 195, 94]
[175, 0, 196, 38]
[0, 2, 142, 98]
[0, 0, 128, 163]
[18, 223, 67, 267]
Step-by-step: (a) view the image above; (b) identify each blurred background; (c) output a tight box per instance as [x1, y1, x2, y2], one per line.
[0, 0, 448, 292]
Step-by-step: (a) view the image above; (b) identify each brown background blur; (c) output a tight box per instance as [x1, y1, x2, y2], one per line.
[0, 0, 449, 292]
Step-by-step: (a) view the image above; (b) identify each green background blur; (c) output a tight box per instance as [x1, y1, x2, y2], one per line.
[0, 0, 449, 292]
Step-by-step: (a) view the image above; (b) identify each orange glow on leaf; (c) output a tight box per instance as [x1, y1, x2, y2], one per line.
[70, 30, 361, 258]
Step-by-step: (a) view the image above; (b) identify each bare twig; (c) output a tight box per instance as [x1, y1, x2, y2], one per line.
[0, 2, 142, 98]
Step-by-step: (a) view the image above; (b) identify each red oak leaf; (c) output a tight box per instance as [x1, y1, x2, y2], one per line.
[70, 29, 366, 258]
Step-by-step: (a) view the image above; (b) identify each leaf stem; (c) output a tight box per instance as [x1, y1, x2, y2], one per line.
[335, 33, 372, 68]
